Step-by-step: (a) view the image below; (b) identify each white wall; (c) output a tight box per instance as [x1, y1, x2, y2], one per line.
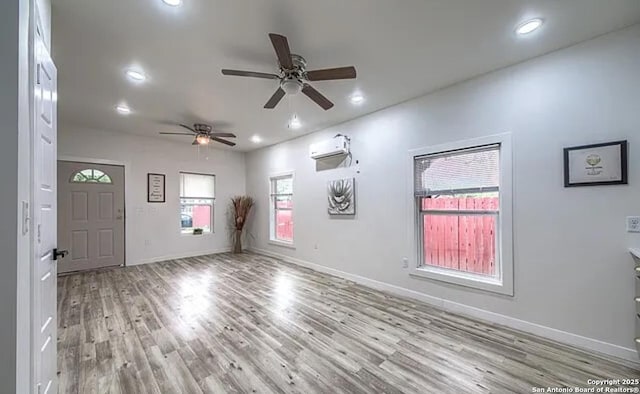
[58, 127, 246, 266]
[1, 1, 22, 391]
[246, 25, 640, 361]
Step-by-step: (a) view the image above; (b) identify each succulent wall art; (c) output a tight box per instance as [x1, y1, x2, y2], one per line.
[327, 178, 355, 215]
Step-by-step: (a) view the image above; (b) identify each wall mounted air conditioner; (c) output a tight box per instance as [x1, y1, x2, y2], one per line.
[309, 135, 350, 160]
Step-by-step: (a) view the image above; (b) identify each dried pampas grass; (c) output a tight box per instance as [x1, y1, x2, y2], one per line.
[230, 196, 254, 253]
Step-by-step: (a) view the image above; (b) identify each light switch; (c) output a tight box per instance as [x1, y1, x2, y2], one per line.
[627, 216, 640, 233]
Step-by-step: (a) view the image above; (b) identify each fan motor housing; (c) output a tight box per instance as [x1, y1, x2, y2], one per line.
[281, 54, 306, 78]
[193, 123, 212, 133]
[290, 54, 307, 70]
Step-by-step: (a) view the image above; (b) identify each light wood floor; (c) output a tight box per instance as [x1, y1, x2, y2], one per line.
[57, 252, 640, 393]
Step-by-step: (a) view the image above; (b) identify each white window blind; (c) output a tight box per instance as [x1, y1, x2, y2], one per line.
[414, 144, 500, 196]
[180, 173, 215, 198]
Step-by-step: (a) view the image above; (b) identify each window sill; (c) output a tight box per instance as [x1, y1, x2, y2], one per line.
[181, 232, 213, 237]
[268, 239, 295, 249]
[410, 266, 512, 296]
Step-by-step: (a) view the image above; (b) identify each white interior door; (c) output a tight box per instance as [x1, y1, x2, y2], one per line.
[33, 27, 58, 394]
[57, 161, 125, 273]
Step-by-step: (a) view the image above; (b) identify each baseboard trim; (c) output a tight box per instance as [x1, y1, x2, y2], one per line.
[249, 247, 639, 364]
[131, 247, 232, 266]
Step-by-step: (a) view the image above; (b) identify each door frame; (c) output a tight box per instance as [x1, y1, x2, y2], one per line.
[58, 156, 128, 269]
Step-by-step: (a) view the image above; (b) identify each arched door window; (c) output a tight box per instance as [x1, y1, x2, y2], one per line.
[70, 168, 112, 184]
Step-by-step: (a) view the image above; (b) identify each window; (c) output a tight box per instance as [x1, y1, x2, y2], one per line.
[411, 135, 513, 295]
[71, 169, 112, 184]
[270, 173, 294, 245]
[180, 172, 215, 234]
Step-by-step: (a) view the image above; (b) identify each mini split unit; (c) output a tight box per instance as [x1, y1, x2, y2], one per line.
[309, 135, 350, 159]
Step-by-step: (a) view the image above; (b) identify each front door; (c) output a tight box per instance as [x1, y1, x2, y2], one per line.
[57, 161, 125, 273]
[33, 25, 58, 394]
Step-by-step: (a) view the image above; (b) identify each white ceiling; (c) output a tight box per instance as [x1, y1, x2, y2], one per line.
[52, 0, 640, 151]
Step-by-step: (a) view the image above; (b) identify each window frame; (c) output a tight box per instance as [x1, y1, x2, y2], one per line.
[407, 134, 513, 296]
[179, 172, 215, 235]
[70, 168, 113, 184]
[269, 171, 295, 248]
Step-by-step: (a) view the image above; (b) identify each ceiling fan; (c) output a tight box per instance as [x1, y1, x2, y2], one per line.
[222, 33, 357, 111]
[159, 123, 237, 146]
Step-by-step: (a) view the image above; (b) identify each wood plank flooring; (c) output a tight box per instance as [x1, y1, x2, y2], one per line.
[57, 252, 640, 393]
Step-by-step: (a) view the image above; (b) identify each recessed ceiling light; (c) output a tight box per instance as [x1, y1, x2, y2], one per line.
[350, 93, 365, 104]
[162, 0, 182, 6]
[289, 115, 301, 130]
[115, 104, 131, 115]
[125, 69, 146, 82]
[515, 18, 543, 35]
[250, 135, 262, 143]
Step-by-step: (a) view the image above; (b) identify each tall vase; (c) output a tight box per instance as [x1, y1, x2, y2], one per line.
[233, 229, 243, 253]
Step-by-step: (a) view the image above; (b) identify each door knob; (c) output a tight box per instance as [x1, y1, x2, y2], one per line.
[53, 248, 68, 261]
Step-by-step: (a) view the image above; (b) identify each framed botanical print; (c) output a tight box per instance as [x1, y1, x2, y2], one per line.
[147, 173, 166, 202]
[327, 178, 355, 215]
[563, 140, 627, 187]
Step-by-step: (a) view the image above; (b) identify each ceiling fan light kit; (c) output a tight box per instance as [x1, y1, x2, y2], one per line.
[281, 79, 303, 95]
[221, 33, 357, 111]
[196, 135, 210, 145]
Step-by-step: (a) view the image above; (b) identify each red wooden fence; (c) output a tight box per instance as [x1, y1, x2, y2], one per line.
[273, 197, 497, 276]
[192, 205, 211, 230]
[422, 197, 498, 276]
[276, 210, 293, 241]
[276, 200, 294, 242]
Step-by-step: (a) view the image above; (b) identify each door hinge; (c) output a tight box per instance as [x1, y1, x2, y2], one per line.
[36, 64, 41, 85]
[37, 382, 41, 394]
[37, 224, 41, 244]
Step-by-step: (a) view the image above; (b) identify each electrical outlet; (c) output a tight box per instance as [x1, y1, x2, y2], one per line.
[402, 257, 409, 268]
[628, 216, 640, 233]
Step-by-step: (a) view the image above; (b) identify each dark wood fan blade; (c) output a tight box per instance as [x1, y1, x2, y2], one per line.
[179, 124, 197, 133]
[269, 33, 293, 69]
[159, 132, 194, 135]
[306, 66, 357, 81]
[221, 69, 280, 79]
[209, 132, 236, 138]
[264, 87, 286, 109]
[211, 137, 236, 147]
[302, 84, 334, 110]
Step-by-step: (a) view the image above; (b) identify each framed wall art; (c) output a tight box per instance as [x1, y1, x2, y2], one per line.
[147, 173, 166, 202]
[563, 140, 627, 187]
[328, 178, 355, 215]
